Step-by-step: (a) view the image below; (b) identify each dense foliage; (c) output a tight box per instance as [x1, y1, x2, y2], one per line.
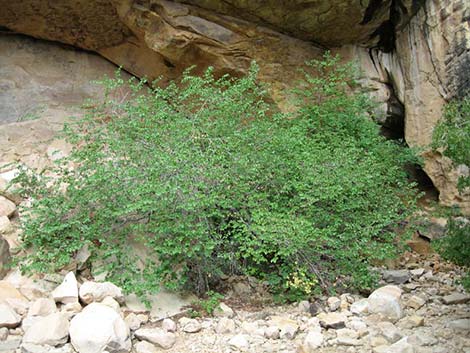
[14, 54, 418, 299]
[434, 217, 470, 290]
[432, 93, 470, 190]
[432, 93, 470, 290]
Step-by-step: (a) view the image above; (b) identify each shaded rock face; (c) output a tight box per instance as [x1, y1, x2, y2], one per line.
[0, 34, 123, 124]
[0, 0, 321, 87]
[338, 0, 470, 214]
[0, 0, 468, 211]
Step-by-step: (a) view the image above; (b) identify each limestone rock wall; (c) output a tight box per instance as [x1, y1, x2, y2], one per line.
[338, 0, 469, 213]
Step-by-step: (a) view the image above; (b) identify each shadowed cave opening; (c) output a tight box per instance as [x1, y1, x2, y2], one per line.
[378, 91, 440, 202]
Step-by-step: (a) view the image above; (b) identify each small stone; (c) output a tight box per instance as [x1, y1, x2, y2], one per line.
[308, 302, 321, 316]
[0, 303, 21, 328]
[270, 316, 298, 339]
[134, 328, 176, 349]
[318, 312, 346, 329]
[74, 244, 91, 271]
[336, 328, 360, 346]
[0, 327, 8, 341]
[213, 302, 234, 318]
[215, 317, 236, 334]
[0, 196, 15, 218]
[302, 331, 324, 351]
[25, 342, 67, 353]
[398, 315, 424, 329]
[385, 337, 414, 353]
[370, 335, 389, 347]
[161, 318, 176, 333]
[240, 321, 258, 335]
[137, 314, 149, 324]
[402, 283, 419, 293]
[124, 313, 141, 331]
[406, 295, 425, 310]
[0, 217, 11, 234]
[79, 281, 124, 304]
[382, 270, 410, 284]
[407, 330, 438, 346]
[22, 316, 43, 332]
[23, 313, 70, 346]
[327, 297, 341, 312]
[377, 321, 402, 343]
[442, 292, 470, 305]
[264, 326, 280, 339]
[350, 298, 369, 316]
[134, 340, 158, 353]
[0, 337, 21, 351]
[28, 298, 57, 317]
[448, 319, 470, 331]
[100, 296, 121, 312]
[228, 334, 250, 351]
[52, 272, 78, 304]
[410, 268, 425, 277]
[298, 300, 311, 313]
[61, 302, 82, 316]
[368, 285, 403, 321]
[179, 317, 201, 333]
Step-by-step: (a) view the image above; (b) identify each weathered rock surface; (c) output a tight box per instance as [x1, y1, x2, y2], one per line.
[134, 328, 176, 349]
[0, 303, 21, 328]
[28, 298, 57, 317]
[52, 272, 78, 305]
[79, 281, 124, 304]
[337, 0, 470, 214]
[69, 303, 131, 353]
[0, 236, 10, 279]
[0, 197, 15, 218]
[368, 285, 403, 321]
[22, 313, 69, 346]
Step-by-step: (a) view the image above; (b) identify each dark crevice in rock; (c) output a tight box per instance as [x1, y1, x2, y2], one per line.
[409, 165, 440, 202]
[378, 70, 406, 141]
[368, 0, 424, 53]
[371, 19, 396, 52]
[380, 87, 405, 140]
[0, 26, 13, 33]
[361, 0, 386, 25]
[163, 58, 176, 68]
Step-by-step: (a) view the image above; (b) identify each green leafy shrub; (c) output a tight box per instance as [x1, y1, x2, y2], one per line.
[193, 290, 224, 316]
[14, 54, 418, 298]
[432, 93, 470, 191]
[432, 94, 470, 290]
[434, 217, 470, 290]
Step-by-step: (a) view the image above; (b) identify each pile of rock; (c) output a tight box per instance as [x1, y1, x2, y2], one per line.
[1, 263, 469, 353]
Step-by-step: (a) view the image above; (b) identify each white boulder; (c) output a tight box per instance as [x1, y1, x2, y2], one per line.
[69, 303, 131, 353]
[0, 303, 21, 328]
[368, 285, 403, 321]
[23, 313, 70, 346]
[28, 298, 57, 317]
[0, 196, 15, 218]
[52, 272, 78, 304]
[134, 328, 176, 349]
[79, 281, 124, 304]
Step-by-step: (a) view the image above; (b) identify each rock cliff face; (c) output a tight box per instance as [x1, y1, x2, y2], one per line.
[338, 0, 470, 213]
[0, 0, 468, 212]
